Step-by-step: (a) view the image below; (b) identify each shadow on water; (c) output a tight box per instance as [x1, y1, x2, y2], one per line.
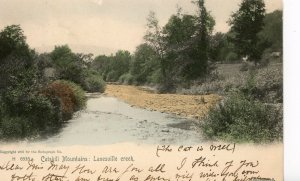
[167, 121, 195, 131]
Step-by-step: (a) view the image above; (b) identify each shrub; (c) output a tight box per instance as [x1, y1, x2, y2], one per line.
[42, 81, 76, 120]
[201, 92, 283, 143]
[147, 69, 163, 84]
[240, 67, 283, 104]
[157, 82, 176, 94]
[106, 71, 118, 82]
[118, 73, 134, 85]
[255, 67, 283, 103]
[56, 80, 86, 111]
[0, 116, 31, 138]
[83, 74, 106, 93]
[0, 90, 62, 139]
[24, 94, 62, 129]
[0, 75, 88, 140]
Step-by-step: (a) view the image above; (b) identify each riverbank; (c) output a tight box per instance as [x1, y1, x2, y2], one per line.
[105, 84, 221, 119]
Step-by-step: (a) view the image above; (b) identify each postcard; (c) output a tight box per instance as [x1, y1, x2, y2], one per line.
[0, 0, 283, 180]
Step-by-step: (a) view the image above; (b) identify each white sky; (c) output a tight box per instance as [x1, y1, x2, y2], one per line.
[0, 0, 282, 55]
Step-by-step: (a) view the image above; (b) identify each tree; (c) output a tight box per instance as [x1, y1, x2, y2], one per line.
[132, 43, 158, 84]
[181, 0, 214, 79]
[92, 55, 110, 76]
[162, 10, 198, 81]
[144, 11, 171, 89]
[50, 45, 76, 67]
[0, 25, 32, 62]
[196, 0, 210, 62]
[50, 45, 87, 85]
[259, 10, 283, 52]
[163, 9, 197, 47]
[229, 0, 266, 64]
[208, 32, 240, 62]
[208, 32, 225, 62]
[113, 50, 132, 78]
[93, 50, 132, 82]
[0, 25, 35, 90]
[160, 1, 215, 82]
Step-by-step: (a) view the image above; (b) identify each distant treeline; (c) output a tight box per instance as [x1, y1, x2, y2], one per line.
[91, 1, 282, 92]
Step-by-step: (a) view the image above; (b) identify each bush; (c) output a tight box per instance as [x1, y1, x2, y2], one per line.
[255, 67, 283, 103]
[157, 81, 176, 94]
[83, 74, 106, 93]
[0, 90, 62, 139]
[201, 92, 283, 143]
[106, 71, 119, 82]
[25, 94, 62, 128]
[240, 67, 283, 103]
[56, 80, 86, 111]
[0, 116, 30, 138]
[147, 69, 163, 84]
[0, 80, 87, 140]
[42, 81, 76, 120]
[118, 73, 134, 85]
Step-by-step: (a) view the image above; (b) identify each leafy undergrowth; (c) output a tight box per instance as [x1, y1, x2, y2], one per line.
[201, 92, 283, 143]
[197, 63, 283, 143]
[0, 80, 87, 140]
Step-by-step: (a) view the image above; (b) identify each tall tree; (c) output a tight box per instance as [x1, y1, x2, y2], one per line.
[141, 1, 214, 88]
[182, 0, 213, 79]
[162, 10, 198, 81]
[144, 11, 169, 87]
[0, 25, 35, 90]
[229, 0, 266, 64]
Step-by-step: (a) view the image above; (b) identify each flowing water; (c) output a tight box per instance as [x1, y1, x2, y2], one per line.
[31, 94, 204, 146]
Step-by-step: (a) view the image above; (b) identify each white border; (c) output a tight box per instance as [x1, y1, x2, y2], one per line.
[284, 0, 300, 180]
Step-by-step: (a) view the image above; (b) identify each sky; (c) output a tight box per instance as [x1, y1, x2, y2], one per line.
[0, 0, 282, 56]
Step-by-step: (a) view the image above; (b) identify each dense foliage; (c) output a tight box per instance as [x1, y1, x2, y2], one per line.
[57, 80, 87, 111]
[202, 91, 282, 143]
[91, 0, 216, 92]
[0, 25, 90, 140]
[229, 0, 266, 64]
[259, 10, 282, 52]
[49, 45, 106, 92]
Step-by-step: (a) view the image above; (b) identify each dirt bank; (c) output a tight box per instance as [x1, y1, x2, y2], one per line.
[105, 84, 221, 119]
